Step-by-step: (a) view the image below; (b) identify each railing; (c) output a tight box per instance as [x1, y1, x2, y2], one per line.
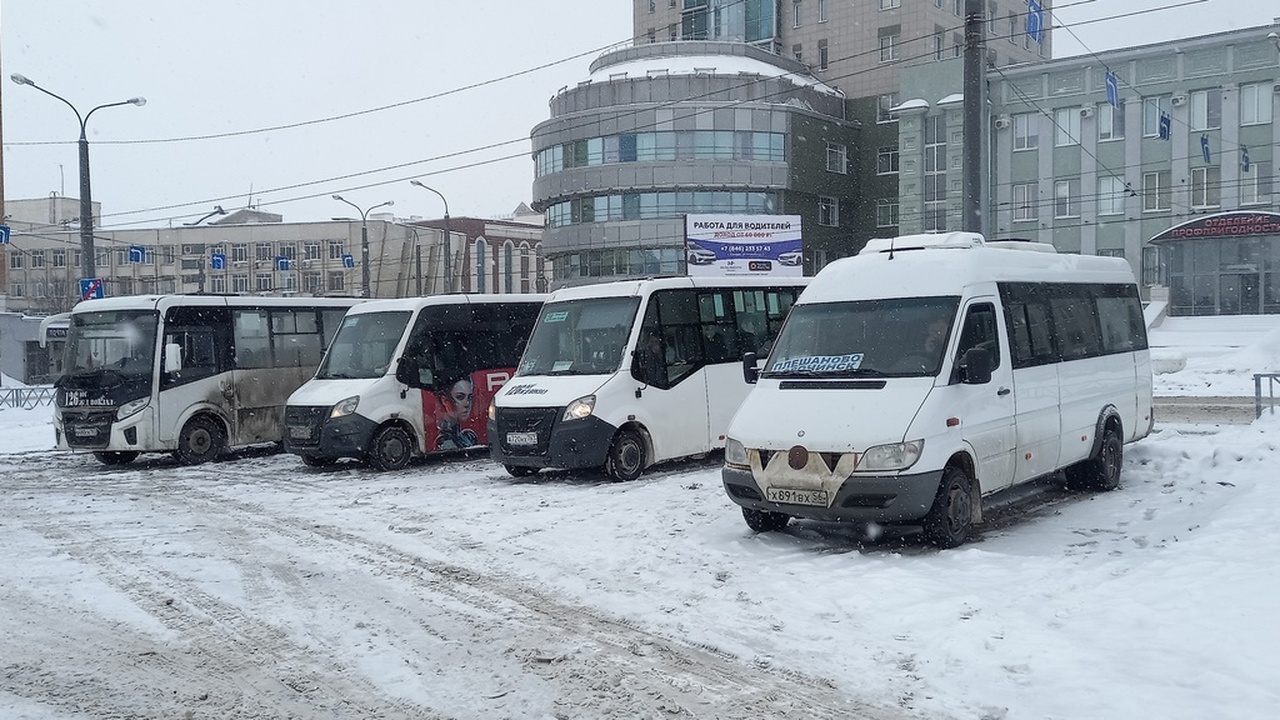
[0, 386, 57, 409]
[1255, 373, 1280, 419]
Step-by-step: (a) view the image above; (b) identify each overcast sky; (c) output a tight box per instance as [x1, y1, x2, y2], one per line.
[2, 0, 1276, 230]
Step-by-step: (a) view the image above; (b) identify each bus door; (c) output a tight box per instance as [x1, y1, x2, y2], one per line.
[634, 290, 709, 459]
[949, 300, 1017, 492]
[698, 289, 747, 447]
[159, 306, 236, 444]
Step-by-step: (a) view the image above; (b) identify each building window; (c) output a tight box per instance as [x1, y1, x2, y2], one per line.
[329, 241, 344, 259]
[792, 44, 802, 63]
[1054, 179, 1080, 218]
[1241, 162, 1272, 205]
[817, 196, 839, 227]
[826, 142, 848, 174]
[880, 0, 900, 8]
[646, 28, 656, 43]
[793, 0, 802, 27]
[1098, 101, 1125, 141]
[1097, 248, 1126, 259]
[30, 250, 45, 268]
[818, 39, 829, 71]
[877, 93, 899, 123]
[1055, 108, 1081, 146]
[1013, 113, 1038, 150]
[328, 272, 345, 292]
[53, 249, 66, 268]
[934, 28, 945, 61]
[924, 115, 947, 232]
[210, 276, 226, 293]
[233, 274, 250, 293]
[1007, 12, 1017, 43]
[819, 0, 828, 22]
[9, 282, 23, 297]
[952, 33, 962, 58]
[649, 0, 655, 12]
[1240, 83, 1273, 126]
[876, 199, 899, 227]
[304, 242, 320, 260]
[1097, 176, 1127, 216]
[1143, 96, 1170, 138]
[1190, 89, 1222, 131]
[255, 243, 272, 262]
[279, 243, 296, 261]
[8, 251, 22, 269]
[879, 29, 900, 62]
[231, 244, 248, 263]
[256, 273, 273, 292]
[877, 146, 900, 174]
[1012, 182, 1038, 222]
[1142, 170, 1171, 212]
[1190, 166, 1221, 209]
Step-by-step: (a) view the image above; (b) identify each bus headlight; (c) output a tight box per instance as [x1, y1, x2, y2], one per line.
[562, 395, 596, 422]
[724, 437, 749, 469]
[859, 439, 924, 472]
[330, 396, 360, 419]
[117, 397, 149, 421]
[488, 399, 496, 422]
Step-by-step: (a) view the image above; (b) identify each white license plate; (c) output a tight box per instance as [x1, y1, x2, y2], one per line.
[765, 487, 829, 507]
[73, 428, 98, 438]
[289, 426, 312, 439]
[506, 431, 538, 446]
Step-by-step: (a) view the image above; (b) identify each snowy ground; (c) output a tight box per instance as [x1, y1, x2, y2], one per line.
[2, 318, 1278, 719]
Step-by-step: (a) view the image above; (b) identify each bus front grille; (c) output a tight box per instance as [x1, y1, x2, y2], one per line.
[495, 407, 558, 456]
[62, 410, 114, 449]
[284, 406, 327, 447]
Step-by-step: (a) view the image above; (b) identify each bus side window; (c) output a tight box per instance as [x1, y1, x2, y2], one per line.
[234, 310, 271, 368]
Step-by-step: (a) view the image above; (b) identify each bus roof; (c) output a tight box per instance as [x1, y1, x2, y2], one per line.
[342, 293, 548, 315]
[70, 294, 367, 315]
[802, 237, 1137, 305]
[546, 276, 810, 303]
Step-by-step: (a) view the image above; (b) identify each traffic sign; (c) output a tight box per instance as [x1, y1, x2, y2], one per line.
[275, 256, 291, 271]
[128, 245, 147, 263]
[0, 225, 11, 245]
[80, 277, 106, 301]
[342, 253, 356, 269]
[210, 252, 226, 270]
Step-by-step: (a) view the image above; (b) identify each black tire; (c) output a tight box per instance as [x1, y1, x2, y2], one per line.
[94, 451, 139, 466]
[922, 465, 974, 549]
[742, 507, 790, 533]
[299, 454, 338, 468]
[505, 464, 539, 478]
[1066, 424, 1123, 492]
[366, 425, 413, 471]
[604, 428, 646, 482]
[175, 416, 225, 465]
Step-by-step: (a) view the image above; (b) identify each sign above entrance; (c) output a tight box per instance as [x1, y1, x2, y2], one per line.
[1150, 211, 1280, 244]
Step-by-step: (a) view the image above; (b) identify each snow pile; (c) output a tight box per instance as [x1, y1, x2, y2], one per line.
[1150, 315, 1280, 396]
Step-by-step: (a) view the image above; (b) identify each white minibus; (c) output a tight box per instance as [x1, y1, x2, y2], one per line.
[722, 233, 1153, 547]
[52, 294, 364, 465]
[489, 277, 808, 481]
[283, 294, 545, 470]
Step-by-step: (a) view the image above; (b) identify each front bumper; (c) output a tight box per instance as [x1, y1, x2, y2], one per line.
[283, 406, 378, 460]
[489, 408, 617, 471]
[721, 465, 945, 524]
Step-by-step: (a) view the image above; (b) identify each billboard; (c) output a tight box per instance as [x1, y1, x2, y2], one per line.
[684, 214, 803, 277]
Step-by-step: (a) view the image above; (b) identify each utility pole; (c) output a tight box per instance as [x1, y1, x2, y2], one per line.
[962, 0, 986, 235]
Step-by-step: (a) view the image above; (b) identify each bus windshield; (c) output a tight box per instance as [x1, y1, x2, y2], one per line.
[316, 311, 411, 380]
[764, 297, 961, 379]
[63, 310, 160, 382]
[517, 297, 640, 376]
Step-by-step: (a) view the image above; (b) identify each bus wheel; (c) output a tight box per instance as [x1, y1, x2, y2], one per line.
[367, 425, 413, 471]
[94, 451, 139, 466]
[1066, 424, 1123, 492]
[604, 428, 645, 482]
[300, 455, 338, 468]
[504, 464, 539, 478]
[922, 465, 974, 549]
[176, 416, 224, 465]
[742, 507, 790, 532]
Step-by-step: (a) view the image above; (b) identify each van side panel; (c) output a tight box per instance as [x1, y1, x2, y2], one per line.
[1056, 356, 1133, 466]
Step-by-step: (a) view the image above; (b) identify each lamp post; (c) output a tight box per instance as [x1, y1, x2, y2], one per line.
[10, 74, 145, 281]
[409, 180, 452, 293]
[185, 206, 227, 294]
[332, 195, 393, 297]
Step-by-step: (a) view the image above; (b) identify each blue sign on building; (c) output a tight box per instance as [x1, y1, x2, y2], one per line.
[128, 245, 147, 263]
[1104, 71, 1119, 108]
[1026, 0, 1045, 44]
[342, 254, 356, 269]
[80, 277, 106, 301]
[210, 252, 226, 270]
[0, 224, 11, 245]
[275, 256, 291, 272]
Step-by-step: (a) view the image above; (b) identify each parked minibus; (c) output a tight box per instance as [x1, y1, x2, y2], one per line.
[721, 233, 1153, 547]
[52, 294, 364, 465]
[489, 276, 808, 481]
[283, 294, 545, 470]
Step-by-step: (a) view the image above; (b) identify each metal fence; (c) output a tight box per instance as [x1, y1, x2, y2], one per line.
[1256, 373, 1280, 419]
[0, 386, 57, 409]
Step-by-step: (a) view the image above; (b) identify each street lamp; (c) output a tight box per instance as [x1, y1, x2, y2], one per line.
[185, 206, 228, 294]
[332, 195, 393, 297]
[10, 73, 145, 282]
[410, 180, 452, 293]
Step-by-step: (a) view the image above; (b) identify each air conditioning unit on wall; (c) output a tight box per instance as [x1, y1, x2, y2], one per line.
[1171, 94, 1188, 106]
[1079, 107, 1094, 118]
[993, 116, 1011, 129]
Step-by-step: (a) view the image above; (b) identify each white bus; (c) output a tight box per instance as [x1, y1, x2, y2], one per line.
[722, 233, 1153, 547]
[52, 294, 363, 465]
[489, 276, 808, 481]
[283, 294, 546, 470]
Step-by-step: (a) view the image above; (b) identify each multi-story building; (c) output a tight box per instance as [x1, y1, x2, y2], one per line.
[894, 22, 1280, 315]
[531, 41, 874, 283]
[634, 0, 1051, 98]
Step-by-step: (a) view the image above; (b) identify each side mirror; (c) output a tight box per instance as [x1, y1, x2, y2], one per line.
[164, 343, 182, 373]
[742, 351, 759, 384]
[394, 357, 418, 386]
[959, 346, 993, 385]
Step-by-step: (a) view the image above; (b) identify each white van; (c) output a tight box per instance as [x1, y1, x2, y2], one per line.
[722, 233, 1153, 547]
[489, 277, 808, 481]
[284, 294, 545, 470]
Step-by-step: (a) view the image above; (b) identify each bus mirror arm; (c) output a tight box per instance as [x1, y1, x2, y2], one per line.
[164, 344, 183, 373]
[742, 352, 759, 384]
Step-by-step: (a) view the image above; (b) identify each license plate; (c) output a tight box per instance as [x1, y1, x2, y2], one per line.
[73, 428, 98, 438]
[765, 487, 829, 507]
[289, 425, 312, 440]
[506, 431, 538, 446]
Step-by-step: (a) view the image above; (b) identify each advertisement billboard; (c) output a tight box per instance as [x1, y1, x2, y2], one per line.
[684, 214, 803, 277]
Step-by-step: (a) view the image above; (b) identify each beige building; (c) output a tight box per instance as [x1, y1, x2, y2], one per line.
[634, 0, 1051, 99]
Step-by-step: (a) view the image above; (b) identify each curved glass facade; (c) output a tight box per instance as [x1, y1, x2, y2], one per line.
[535, 131, 786, 177]
[546, 190, 779, 229]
